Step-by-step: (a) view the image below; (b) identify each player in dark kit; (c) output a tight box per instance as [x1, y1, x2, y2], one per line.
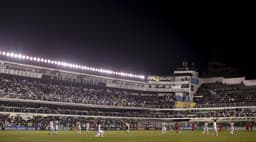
[175, 122, 179, 133]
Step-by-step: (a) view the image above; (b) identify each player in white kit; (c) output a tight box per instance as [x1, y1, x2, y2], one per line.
[203, 122, 209, 134]
[213, 120, 218, 136]
[48, 120, 54, 134]
[77, 121, 81, 134]
[54, 120, 59, 134]
[161, 122, 166, 134]
[162, 125, 167, 134]
[230, 121, 235, 134]
[95, 123, 104, 137]
[86, 122, 90, 132]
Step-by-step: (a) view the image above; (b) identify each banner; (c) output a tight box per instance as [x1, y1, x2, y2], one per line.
[5, 126, 36, 130]
[175, 101, 196, 108]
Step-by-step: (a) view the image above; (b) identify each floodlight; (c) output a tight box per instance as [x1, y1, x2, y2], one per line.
[0, 50, 145, 80]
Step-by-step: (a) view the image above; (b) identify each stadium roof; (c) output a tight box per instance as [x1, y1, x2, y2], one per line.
[0, 50, 145, 80]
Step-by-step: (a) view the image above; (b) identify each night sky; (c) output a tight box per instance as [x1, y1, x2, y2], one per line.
[0, 1, 254, 77]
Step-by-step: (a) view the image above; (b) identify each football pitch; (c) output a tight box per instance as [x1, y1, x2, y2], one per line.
[0, 130, 255, 142]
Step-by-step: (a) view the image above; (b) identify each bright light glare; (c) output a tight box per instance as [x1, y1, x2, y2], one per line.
[0, 50, 145, 80]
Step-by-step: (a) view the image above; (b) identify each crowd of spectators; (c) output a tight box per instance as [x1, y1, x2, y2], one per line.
[194, 82, 256, 107]
[0, 74, 175, 108]
[0, 114, 140, 130]
[0, 103, 255, 119]
[1, 73, 256, 119]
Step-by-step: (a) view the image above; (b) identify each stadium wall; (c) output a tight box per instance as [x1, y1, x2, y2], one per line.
[244, 80, 256, 86]
[222, 77, 245, 84]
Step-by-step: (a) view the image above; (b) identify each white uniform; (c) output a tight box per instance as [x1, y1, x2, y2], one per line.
[96, 124, 104, 137]
[54, 120, 59, 133]
[230, 122, 234, 134]
[162, 126, 167, 134]
[86, 123, 90, 132]
[77, 122, 81, 133]
[96, 130, 104, 137]
[213, 121, 218, 136]
[203, 122, 209, 134]
[48, 121, 54, 134]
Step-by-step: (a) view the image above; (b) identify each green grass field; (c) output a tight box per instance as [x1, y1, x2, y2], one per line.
[0, 130, 255, 142]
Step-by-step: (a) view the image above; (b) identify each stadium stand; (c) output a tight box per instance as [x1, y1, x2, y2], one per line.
[194, 82, 256, 107]
[0, 74, 175, 108]
[0, 51, 256, 131]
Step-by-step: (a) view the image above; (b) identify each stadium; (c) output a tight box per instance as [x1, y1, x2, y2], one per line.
[1, 1, 255, 142]
[0, 50, 255, 142]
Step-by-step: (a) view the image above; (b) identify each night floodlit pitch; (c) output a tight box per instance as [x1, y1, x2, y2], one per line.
[1, 130, 256, 142]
